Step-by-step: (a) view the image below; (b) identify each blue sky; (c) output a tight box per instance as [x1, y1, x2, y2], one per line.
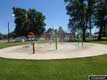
[0, 0, 69, 34]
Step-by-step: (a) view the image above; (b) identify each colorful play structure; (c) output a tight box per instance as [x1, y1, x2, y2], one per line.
[28, 32, 35, 54]
[28, 26, 84, 54]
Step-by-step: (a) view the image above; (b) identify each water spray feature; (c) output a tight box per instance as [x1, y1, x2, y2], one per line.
[75, 27, 84, 47]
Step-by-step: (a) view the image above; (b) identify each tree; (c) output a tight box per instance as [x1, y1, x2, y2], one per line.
[8, 32, 16, 38]
[27, 9, 46, 38]
[0, 33, 8, 40]
[13, 7, 27, 37]
[87, 0, 96, 36]
[94, 0, 107, 40]
[13, 7, 46, 37]
[0, 33, 3, 40]
[64, 0, 88, 41]
[46, 28, 53, 40]
[64, 0, 107, 41]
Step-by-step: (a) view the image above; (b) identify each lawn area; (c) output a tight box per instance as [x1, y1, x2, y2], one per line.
[0, 42, 29, 49]
[0, 55, 107, 80]
[0, 40, 48, 49]
[86, 40, 107, 45]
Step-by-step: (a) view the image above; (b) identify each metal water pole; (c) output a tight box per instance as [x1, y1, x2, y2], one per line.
[77, 28, 79, 46]
[81, 30, 83, 46]
[28, 32, 35, 54]
[32, 41, 35, 54]
[32, 35, 35, 54]
[80, 28, 83, 46]
[55, 29, 58, 50]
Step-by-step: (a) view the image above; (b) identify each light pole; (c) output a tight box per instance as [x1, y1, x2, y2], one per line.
[7, 14, 14, 43]
[8, 22, 10, 42]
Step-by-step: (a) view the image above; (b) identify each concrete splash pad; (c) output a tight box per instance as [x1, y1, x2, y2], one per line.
[0, 43, 107, 60]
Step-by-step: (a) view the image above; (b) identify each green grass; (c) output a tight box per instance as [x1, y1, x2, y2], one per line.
[86, 39, 107, 45]
[36, 40, 48, 43]
[0, 42, 29, 49]
[0, 40, 48, 49]
[0, 55, 107, 80]
[66, 38, 107, 45]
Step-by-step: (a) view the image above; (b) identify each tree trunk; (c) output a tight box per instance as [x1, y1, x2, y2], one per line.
[98, 26, 103, 40]
[103, 26, 106, 37]
[82, 28, 86, 41]
[89, 16, 92, 37]
[88, 0, 92, 37]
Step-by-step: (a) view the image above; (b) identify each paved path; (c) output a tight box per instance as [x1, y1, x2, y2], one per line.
[0, 43, 107, 60]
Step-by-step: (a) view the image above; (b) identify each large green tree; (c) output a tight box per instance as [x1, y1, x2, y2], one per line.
[64, 0, 88, 41]
[94, 0, 107, 40]
[64, 0, 107, 41]
[87, 0, 96, 36]
[13, 7, 46, 37]
[13, 7, 27, 37]
[27, 9, 46, 37]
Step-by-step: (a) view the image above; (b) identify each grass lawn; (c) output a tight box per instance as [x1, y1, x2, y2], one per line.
[0, 42, 29, 49]
[87, 40, 107, 44]
[66, 39, 107, 45]
[0, 40, 48, 49]
[0, 55, 107, 80]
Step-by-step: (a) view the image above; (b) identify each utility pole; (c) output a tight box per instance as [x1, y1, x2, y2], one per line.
[8, 22, 10, 42]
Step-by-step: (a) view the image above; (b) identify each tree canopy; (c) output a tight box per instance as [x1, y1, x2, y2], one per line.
[64, 0, 107, 40]
[13, 7, 46, 37]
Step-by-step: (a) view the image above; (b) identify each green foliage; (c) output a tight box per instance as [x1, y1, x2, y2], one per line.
[47, 28, 53, 33]
[13, 7, 27, 36]
[0, 33, 8, 40]
[13, 7, 46, 37]
[94, 0, 107, 40]
[58, 26, 64, 33]
[64, 0, 107, 41]
[87, 40, 107, 44]
[65, 0, 89, 41]
[0, 33, 3, 39]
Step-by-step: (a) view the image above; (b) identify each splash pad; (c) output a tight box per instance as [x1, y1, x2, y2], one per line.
[0, 42, 107, 60]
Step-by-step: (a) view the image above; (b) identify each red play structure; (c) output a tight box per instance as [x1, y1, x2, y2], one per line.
[28, 32, 35, 54]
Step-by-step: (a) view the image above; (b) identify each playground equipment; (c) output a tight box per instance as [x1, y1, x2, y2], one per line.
[47, 26, 66, 50]
[48, 28, 58, 50]
[28, 32, 35, 54]
[58, 27, 65, 42]
[75, 27, 83, 46]
[49, 29, 55, 45]
[54, 29, 58, 50]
